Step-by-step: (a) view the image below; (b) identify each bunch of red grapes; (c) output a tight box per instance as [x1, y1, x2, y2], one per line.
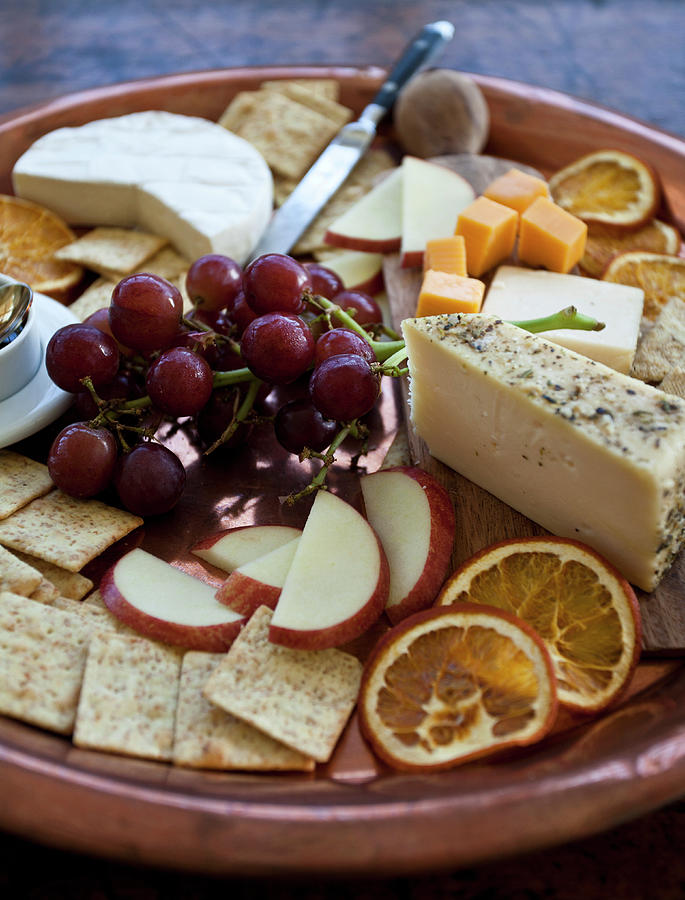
[45, 252, 398, 517]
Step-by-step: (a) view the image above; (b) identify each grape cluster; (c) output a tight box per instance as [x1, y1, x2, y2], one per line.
[44, 252, 407, 516]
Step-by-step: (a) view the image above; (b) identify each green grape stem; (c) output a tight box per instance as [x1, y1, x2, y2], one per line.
[203, 377, 262, 455]
[511, 306, 606, 334]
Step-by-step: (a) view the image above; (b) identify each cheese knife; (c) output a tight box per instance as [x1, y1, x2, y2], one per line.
[247, 20, 455, 261]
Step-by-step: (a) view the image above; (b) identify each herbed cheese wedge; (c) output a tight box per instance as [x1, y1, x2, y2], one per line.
[402, 313, 685, 592]
[12, 111, 273, 265]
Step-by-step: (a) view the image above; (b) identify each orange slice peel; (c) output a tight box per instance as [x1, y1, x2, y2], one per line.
[580, 218, 680, 278]
[602, 250, 685, 320]
[358, 604, 558, 772]
[0, 193, 83, 295]
[549, 149, 660, 229]
[437, 537, 641, 714]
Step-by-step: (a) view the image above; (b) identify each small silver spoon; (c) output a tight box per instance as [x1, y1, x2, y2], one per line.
[0, 275, 33, 347]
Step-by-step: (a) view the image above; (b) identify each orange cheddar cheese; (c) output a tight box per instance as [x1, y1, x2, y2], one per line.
[483, 168, 549, 214]
[416, 269, 485, 316]
[423, 235, 467, 276]
[518, 196, 588, 273]
[455, 196, 518, 277]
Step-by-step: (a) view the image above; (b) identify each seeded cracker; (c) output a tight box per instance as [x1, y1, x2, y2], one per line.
[631, 297, 685, 383]
[67, 277, 116, 321]
[659, 367, 685, 400]
[0, 491, 143, 572]
[55, 226, 168, 278]
[0, 451, 53, 519]
[28, 577, 59, 604]
[261, 79, 340, 101]
[0, 591, 94, 734]
[174, 652, 315, 771]
[74, 631, 182, 761]
[219, 90, 340, 181]
[203, 606, 362, 763]
[0, 545, 42, 596]
[264, 82, 352, 130]
[12, 549, 93, 599]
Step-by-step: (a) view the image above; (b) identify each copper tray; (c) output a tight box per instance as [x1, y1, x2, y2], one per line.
[1, 66, 685, 878]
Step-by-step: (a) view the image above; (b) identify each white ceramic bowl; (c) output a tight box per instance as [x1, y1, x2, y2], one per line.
[0, 286, 42, 402]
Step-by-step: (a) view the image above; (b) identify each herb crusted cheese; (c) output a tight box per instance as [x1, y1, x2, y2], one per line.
[402, 313, 685, 591]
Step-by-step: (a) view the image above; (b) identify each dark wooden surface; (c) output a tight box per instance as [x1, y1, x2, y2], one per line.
[1, 0, 685, 896]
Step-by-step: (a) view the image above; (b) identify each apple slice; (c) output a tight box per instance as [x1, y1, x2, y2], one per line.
[324, 167, 402, 253]
[400, 156, 476, 268]
[101, 548, 245, 651]
[361, 466, 456, 624]
[191, 524, 302, 573]
[320, 250, 384, 295]
[216, 536, 300, 615]
[269, 491, 389, 650]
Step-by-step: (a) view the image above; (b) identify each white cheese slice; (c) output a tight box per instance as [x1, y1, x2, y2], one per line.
[482, 266, 644, 373]
[402, 313, 685, 591]
[12, 111, 273, 265]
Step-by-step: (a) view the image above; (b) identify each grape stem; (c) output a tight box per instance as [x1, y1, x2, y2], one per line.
[305, 293, 404, 362]
[203, 378, 262, 455]
[212, 366, 257, 388]
[511, 306, 606, 333]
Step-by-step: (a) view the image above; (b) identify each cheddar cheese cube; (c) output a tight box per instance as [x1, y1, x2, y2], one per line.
[518, 196, 587, 273]
[455, 197, 518, 277]
[423, 235, 467, 276]
[416, 269, 485, 317]
[483, 168, 549, 214]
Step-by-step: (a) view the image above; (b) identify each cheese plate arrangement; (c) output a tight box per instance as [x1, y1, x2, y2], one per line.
[1, 64, 685, 878]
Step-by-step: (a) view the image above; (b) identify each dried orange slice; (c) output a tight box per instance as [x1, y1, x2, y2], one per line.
[0, 194, 83, 295]
[549, 149, 659, 228]
[437, 538, 641, 714]
[358, 604, 557, 771]
[580, 219, 680, 278]
[602, 250, 685, 320]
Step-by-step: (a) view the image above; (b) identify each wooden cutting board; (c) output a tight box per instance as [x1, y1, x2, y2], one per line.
[383, 246, 685, 655]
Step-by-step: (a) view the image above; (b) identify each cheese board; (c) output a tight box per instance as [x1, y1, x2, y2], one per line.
[1, 65, 685, 877]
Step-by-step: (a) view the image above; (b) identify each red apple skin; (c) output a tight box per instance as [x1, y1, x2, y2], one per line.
[268, 532, 390, 651]
[323, 230, 401, 254]
[100, 566, 245, 652]
[216, 571, 281, 616]
[379, 466, 456, 625]
[191, 525, 301, 555]
[400, 249, 426, 269]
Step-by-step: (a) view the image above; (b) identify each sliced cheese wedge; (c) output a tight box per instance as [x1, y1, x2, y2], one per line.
[402, 313, 685, 591]
[12, 111, 273, 265]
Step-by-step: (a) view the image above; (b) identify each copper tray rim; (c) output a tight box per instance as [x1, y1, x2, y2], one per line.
[1, 64, 685, 878]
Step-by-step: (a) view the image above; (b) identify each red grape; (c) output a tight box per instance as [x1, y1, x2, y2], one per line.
[46, 324, 120, 393]
[73, 369, 144, 419]
[230, 290, 257, 336]
[48, 423, 117, 497]
[244, 254, 311, 315]
[196, 386, 253, 450]
[241, 313, 315, 384]
[309, 354, 380, 421]
[115, 442, 185, 516]
[145, 347, 214, 416]
[304, 262, 344, 300]
[314, 328, 376, 366]
[274, 399, 338, 454]
[83, 307, 134, 357]
[186, 254, 243, 312]
[333, 289, 383, 326]
[110, 274, 183, 352]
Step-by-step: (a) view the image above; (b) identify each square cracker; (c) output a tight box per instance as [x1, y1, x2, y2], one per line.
[261, 79, 340, 101]
[659, 367, 685, 399]
[54, 227, 168, 278]
[28, 576, 59, 604]
[0, 545, 42, 596]
[631, 297, 685, 383]
[0, 451, 53, 520]
[174, 652, 315, 771]
[0, 490, 143, 572]
[219, 89, 340, 180]
[13, 550, 93, 599]
[67, 277, 116, 321]
[203, 606, 362, 763]
[263, 81, 352, 129]
[73, 631, 182, 761]
[0, 591, 94, 734]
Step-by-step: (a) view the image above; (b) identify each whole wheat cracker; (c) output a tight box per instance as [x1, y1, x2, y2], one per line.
[13, 549, 93, 599]
[28, 576, 59, 604]
[0, 451, 53, 520]
[659, 367, 685, 399]
[67, 277, 116, 321]
[0, 591, 94, 734]
[630, 297, 685, 383]
[203, 606, 362, 763]
[0, 490, 143, 572]
[264, 81, 352, 129]
[0, 545, 42, 596]
[73, 631, 183, 761]
[173, 652, 315, 771]
[55, 226, 168, 278]
[261, 79, 340, 102]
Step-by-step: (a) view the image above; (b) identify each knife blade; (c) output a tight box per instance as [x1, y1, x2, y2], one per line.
[247, 20, 455, 262]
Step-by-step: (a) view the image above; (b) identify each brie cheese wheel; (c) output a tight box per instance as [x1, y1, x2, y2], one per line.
[483, 266, 644, 373]
[12, 111, 273, 265]
[402, 313, 685, 591]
